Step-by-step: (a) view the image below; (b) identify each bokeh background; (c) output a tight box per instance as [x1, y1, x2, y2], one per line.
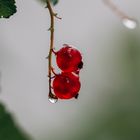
[0, 0, 140, 140]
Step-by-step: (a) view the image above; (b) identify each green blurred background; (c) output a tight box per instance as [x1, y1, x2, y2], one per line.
[0, 0, 140, 140]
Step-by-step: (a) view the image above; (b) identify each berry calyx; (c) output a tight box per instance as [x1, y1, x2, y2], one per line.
[52, 72, 81, 99]
[55, 44, 83, 72]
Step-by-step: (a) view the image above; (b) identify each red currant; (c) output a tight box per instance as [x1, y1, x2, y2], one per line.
[55, 44, 83, 72]
[52, 72, 81, 99]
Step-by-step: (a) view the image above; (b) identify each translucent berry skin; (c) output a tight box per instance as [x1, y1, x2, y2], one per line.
[53, 72, 81, 99]
[56, 45, 83, 72]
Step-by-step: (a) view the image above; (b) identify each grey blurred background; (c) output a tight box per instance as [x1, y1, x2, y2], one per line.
[0, 0, 140, 140]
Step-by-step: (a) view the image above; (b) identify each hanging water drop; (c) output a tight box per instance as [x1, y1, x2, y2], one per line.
[122, 18, 137, 29]
[48, 95, 58, 103]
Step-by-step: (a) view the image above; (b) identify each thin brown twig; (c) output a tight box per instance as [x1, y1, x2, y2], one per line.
[46, 0, 56, 97]
[103, 0, 129, 19]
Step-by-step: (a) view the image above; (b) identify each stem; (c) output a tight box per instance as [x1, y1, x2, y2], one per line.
[103, 0, 129, 19]
[46, 0, 55, 97]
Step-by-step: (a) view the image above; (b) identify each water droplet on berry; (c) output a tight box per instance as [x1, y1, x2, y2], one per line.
[48, 96, 58, 103]
[122, 18, 137, 29]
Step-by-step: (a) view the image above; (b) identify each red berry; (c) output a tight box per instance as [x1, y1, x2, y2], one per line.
[53, 72, 81, 99]
[56, 45, 83, 72]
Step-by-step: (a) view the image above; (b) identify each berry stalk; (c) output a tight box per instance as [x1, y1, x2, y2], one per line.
[46, 0, 55, 98]
[103, 0, 132, 19]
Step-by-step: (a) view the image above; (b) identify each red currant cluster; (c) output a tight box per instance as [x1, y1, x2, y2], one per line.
[51, 44, 83, 100]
